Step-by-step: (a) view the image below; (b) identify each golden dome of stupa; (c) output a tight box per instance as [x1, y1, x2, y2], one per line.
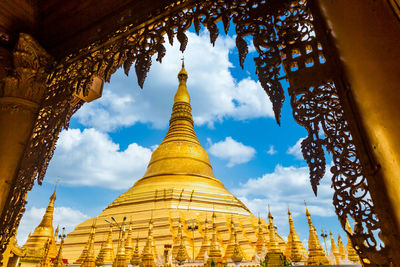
[62, 62, 286, 263]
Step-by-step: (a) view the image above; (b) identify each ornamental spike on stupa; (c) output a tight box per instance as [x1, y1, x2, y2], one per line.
[173, 217, 188, 261]
[113, 218, 127, 267]
[205, 211, 224, 267]
[196, 216, 210, 261]
[22, 183, 58, 260]
[223, 217, 240, 261]
[264, 209, 285, 267]
[329, 231, 340, 265]
[175, 223, 187, 266]
[81, 219, 97, 267]
[338, 234, 346, 260]
[255, 216, 265, 256]
[125, 220, 134, 260]
[95, 223, 114, 265]
[345, 218, 361, 263]
[305, 206, 330, 265]
[231, 225, 243, 264]
[284, 208, 306, 262]
[140, 220, 156, 267]
[131, 236, 140, 266]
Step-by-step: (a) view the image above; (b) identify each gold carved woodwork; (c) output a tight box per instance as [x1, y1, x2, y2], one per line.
[0, 0, 394, 265]
[0, 33, 54, 259]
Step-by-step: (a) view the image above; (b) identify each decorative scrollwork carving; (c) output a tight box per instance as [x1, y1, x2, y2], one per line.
[0, 0, 390, 264]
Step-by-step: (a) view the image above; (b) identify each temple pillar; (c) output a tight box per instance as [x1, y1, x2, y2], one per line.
[0, 33, 53, 215]
[316, 0, 400, 264]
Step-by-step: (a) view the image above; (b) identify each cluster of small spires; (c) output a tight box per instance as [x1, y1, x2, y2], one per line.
[19, 183, 362, 267]
[51, 209, 360, 267]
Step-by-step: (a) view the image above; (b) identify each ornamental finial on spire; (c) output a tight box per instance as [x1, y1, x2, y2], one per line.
[174, 58, 190, 103]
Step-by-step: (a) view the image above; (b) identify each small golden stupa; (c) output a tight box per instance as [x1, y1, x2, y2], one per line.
[284, 208, 306, 262]
[345, 219, 361, 264]
[338, 234, 346, 260]
[264, 210, 285, 267]
[95, 224, 115, 265]
[20, 185, 59, 264]
[329, 231, 340, 265]
[62, 61, 287, 262]
[305, 207, 330, 265]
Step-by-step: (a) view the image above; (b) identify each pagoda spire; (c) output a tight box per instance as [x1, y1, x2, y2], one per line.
[113, 218, 127, 267]
[81, 219, 97, 267]
[173, 217, 188, 261]
[195, 216, 210, 261]
[125, 221, 134, 260]
[141, 60, 216, 183]
[224, 217, 241, 261]
[231, 225, 243, 265]
[337, 234, 346, 260]
[255, 217, 265, 257]
[205, 211, 224, 267]
[329, 231, 340, 265]
[175, 221, 187, 267]
[284, 208, 306, 262]
[140, 220, 156, 267]
[95, 223, 114, 265]
[130, 236, 140, 266]
[305, 207, 330, 265]
[345, 219, 361, 263]
[265, 210, 285, 267]
[23, 183, 58, 259]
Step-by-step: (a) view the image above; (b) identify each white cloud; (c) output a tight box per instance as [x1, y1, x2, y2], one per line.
[231, 164, 334, 237]
[46, 128, 152, 189]
[266, 145, 277, 155]
[74, 31, 273, 131]
[287, 137, 305, 160]
[208, 137, 256, 167]
[17, 206, 88, 245]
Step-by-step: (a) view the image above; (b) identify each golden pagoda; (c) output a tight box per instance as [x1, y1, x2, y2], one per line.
[195, 217, 210, 261]
[305, 207, 330, 265]
[140, 220, 156, 267]
[264, 210, 285, 267]
[131, 237, 141, 266]
[125, 222, 134, 260]
[113, 219, 127, 267]
[175, 225, 187, 266]
[284, 208, 306, 263]
[62, 61, 279, 261]
[230, 228, 243, 265]
[205, 212, 224, 267]
[255, 217, 265, 257]
[20, 185, 58, 264]
[329, 231, 340, 265]
[338, 234, 346, 260]
[172, 218, 189, 262]
[223, 217, 243, 261]
[345, 219, 360, 263]
[95, 224, 115, 265]
[81, 219, 97, 267]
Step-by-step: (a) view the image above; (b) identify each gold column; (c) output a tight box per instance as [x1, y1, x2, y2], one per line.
[316, 1, 400, 263]
[0, 33, 52, 214]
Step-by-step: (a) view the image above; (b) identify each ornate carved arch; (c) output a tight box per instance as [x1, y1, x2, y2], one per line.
[0, 0, 391, 265]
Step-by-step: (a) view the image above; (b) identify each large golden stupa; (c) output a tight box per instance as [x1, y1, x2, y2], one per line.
[62, 62, 287, 263]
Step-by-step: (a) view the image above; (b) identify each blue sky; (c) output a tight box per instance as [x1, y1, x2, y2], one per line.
[17, 27, 349, 252]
